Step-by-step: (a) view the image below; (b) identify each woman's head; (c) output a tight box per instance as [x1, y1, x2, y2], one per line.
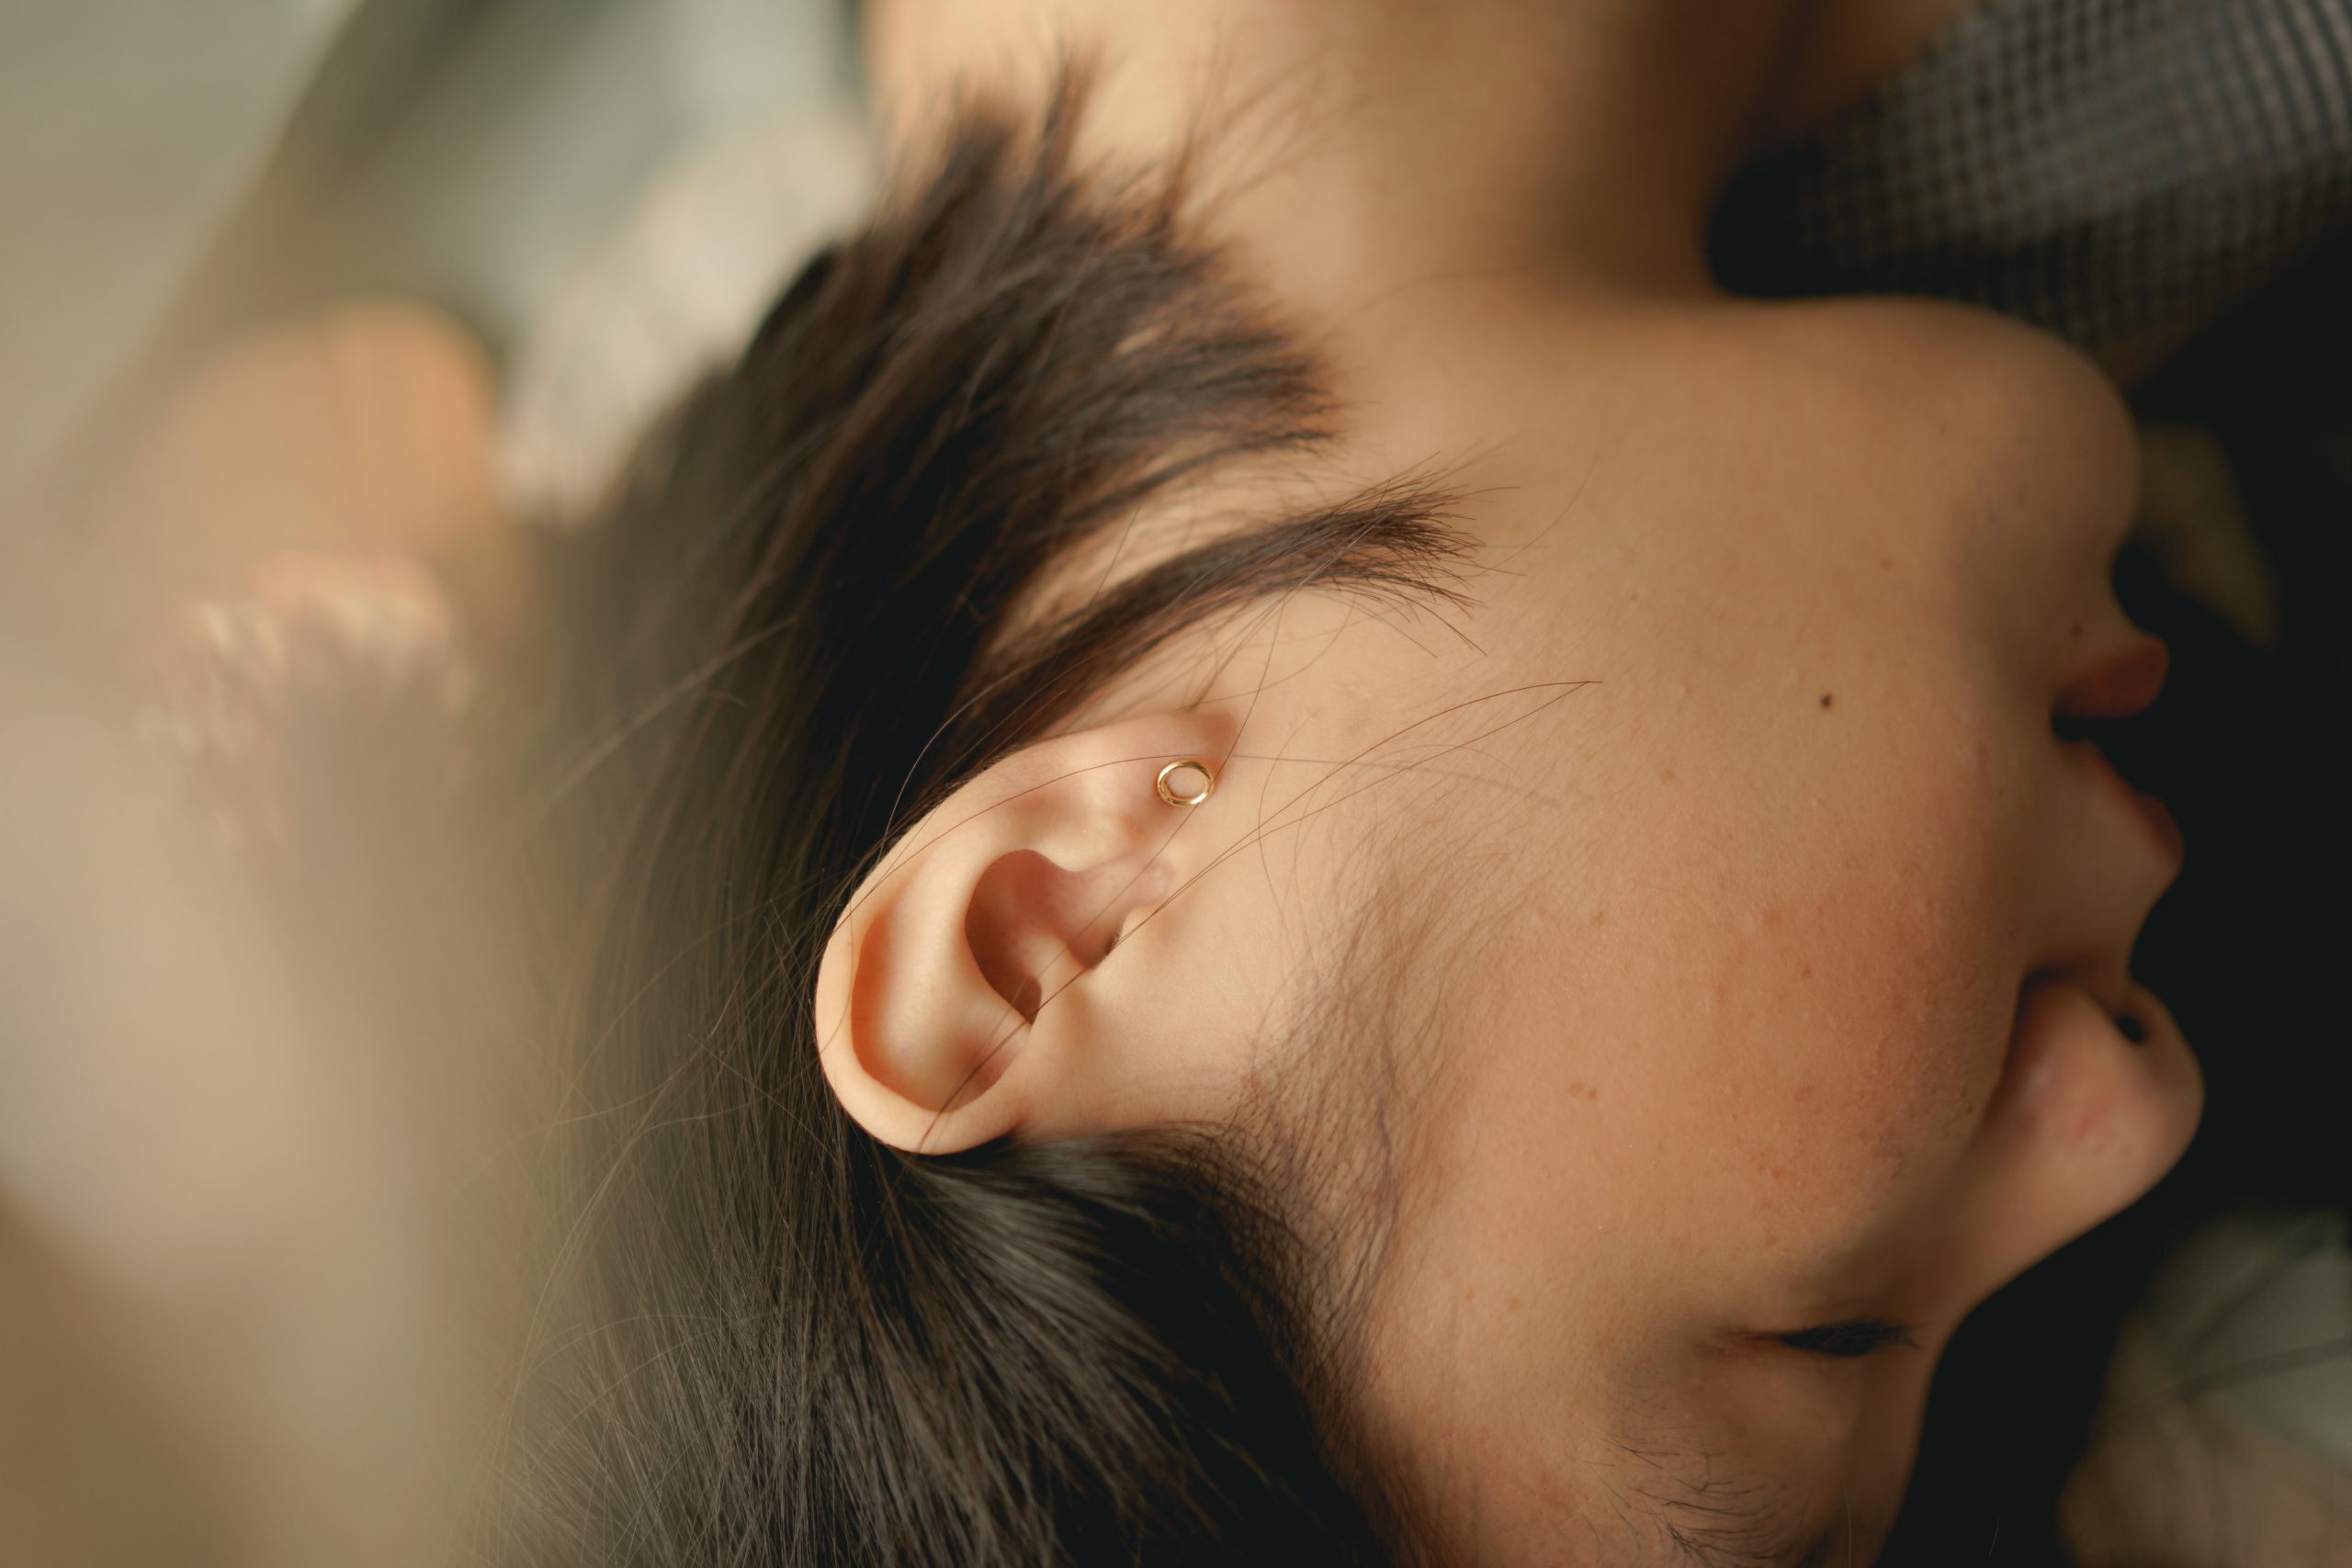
[518, 83, 2200, 1566]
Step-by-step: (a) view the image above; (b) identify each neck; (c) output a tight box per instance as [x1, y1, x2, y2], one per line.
[866, 0, 1826, 311]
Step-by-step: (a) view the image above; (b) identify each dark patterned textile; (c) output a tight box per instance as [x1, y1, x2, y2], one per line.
[1713, 0, 2352, 358]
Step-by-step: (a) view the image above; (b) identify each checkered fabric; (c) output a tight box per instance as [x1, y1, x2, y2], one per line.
[1712, 0, 2352, 356]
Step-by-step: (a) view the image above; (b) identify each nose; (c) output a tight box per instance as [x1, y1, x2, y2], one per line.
[1910, 976, 2204, 1323]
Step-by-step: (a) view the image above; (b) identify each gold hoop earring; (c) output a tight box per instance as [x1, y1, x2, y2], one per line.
[1155, 758, 1216, 807]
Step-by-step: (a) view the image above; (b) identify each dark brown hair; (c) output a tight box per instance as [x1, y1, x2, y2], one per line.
[490, 78, 1470, 1565]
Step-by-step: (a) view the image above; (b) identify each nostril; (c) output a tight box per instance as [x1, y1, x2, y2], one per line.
[2115, 1010, 2149, 1044]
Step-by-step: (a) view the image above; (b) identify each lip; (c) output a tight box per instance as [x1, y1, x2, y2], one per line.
[2064, 736, 2186, 867]
[2055, 635, 2170, 722]
[2052, 630, 2182, 867]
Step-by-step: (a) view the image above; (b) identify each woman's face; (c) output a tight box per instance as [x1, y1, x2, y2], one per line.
[822, 285, 2202, 1563]
[1165, 292, 2203, 1562]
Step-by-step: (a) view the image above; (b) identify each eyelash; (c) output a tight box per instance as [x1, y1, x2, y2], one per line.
[1774, 1318, 1919, 1359]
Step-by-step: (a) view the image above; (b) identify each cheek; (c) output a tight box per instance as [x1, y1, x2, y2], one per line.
[1467, 658, 2040, 1265]
[1728, 878, 2014, 1209]
[1504, 886, 2014, 1287]
[1633, 756, 2032, 1252]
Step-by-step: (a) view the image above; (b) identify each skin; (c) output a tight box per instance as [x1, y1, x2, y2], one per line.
[817, 2, 2207, 1560]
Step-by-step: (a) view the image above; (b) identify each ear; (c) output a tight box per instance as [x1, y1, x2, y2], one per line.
[811, 711, 1238, 1153]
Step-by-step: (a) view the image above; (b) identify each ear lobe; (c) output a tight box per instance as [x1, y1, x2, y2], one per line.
[811, 714, 1230, 1154]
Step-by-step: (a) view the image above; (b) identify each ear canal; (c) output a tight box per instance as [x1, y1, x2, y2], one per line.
[965, 848, 1140, 1023]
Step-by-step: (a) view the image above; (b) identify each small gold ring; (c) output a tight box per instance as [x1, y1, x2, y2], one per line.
[1155, 758, 1216, 807]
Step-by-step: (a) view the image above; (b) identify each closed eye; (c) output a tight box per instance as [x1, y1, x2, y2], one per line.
[1773, 1317, 1919, 1358]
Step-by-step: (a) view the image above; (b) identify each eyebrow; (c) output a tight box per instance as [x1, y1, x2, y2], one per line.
[1621, 1452, 1842, 1568]
[1666, 1519, 1836, 1568]
[1666, 1521, 1837, 1568]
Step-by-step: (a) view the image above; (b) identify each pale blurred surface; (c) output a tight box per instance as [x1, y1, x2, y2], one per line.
[0, 0, 360, 499]
[1, 0, 865, 513]
[1, 5, 868, 1563]
[0, 650, 485, 1568]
